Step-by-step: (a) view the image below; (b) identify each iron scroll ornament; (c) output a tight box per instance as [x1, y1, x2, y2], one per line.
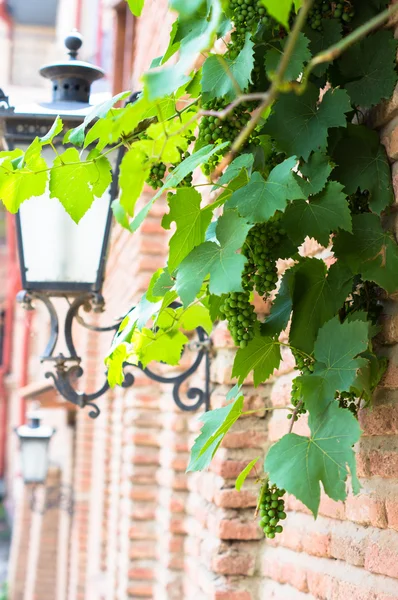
[17, 292, 211, 418]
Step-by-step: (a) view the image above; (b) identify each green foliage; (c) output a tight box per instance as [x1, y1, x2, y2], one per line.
[264, 85, 351, 160]
[235, 457, 260, 490]
[0, 141, 47, 213]
[126, 0, 145, 16]
[334, 214, 398, 293]
[227, 157, 305, 222]
[202, 33, 255, 101]
[265, 33, 311, 81]
[282, 181, 351, 246]
[50, 148, 112, 223]
[332, 125, 393, 214]
[3, 0, 398, 530]
[175, 210, 251, 306]
[232, 333, 281, 386]
[162, 187, 213, 272]
[264, 397, 361, 516]
[188, 394, 244, 471]
[337, 30, 397, 108]
[261, 0, 299, 28]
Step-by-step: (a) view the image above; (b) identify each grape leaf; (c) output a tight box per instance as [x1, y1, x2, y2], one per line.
[331, 125, 393, 215]
[213, 153, 254, 190]
[162, 187, 213, 271]
[298, 152, 333, 196]
[263, 84, 351, 160]
[151, 268, 174, 298]
[126, 0, 145, 16]
[337, 31, 397, 108]
[118, 145, 150, 217]
[235, 458, 260, 491]
[0, 139, 47, 213]
[129, 327, 188, 368]
[264, 398, 361, 516]
[227, 156, 305, 223]
[312, 316, 369, 397]
[333, 213, 398, 294]
[289, 258, 353, 354]
[49, 148, 111, 223]
[65, 91, 130, 146]
[143, 113, 195, 163]
[201, 32, 255, 102]
[282, 181, 351, 246]
[169, 0, 203, 17]
[178, 304, 213, 334]
[107, 343, 128, 388]
[304, 19, 342, 77]
[261, 0, 294, 28]
[130, 142, 229, 232]
[40, 116, 63, 144]
[188, 395, 244, 471]
[232, 334, 281, 387]
[143, 0, 222, 99]
[261, 266, 295, 337]
[265, 33, 311, 81]
[175, 210, 251, 306]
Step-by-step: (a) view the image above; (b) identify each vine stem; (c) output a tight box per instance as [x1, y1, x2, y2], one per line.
[242, 406, 294, 416]
[276, 341, 313, 363]
[210, 0, 314, 180]
[288, 400, 303, 434]
[254, 476, 269, 519]
[302, 2, 398, 84]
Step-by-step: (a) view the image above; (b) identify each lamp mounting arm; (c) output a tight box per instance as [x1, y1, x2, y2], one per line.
[17, 294, 212, 418]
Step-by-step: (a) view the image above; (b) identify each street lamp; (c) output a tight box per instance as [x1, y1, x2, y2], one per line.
[1, 31, 113, 296]
[15, 407, 55, 485]
[0, 32, 212, 419]
[0, 31, 132, 418]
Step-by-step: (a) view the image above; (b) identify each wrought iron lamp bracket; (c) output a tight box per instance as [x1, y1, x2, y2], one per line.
[17, 292, 212, 418]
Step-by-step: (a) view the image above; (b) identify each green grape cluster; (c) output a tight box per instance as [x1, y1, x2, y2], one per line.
[336, 390, 359, 415]
[146, 162, 167, 189]
[229, 0, 269, 49]
[263, 149, 285, 179]
[308, 0, 355, 31]
[348, 188, 370, 215]
[199, 100, 253, 176]
[258, 481, 286, 539]
[289, 351, 314, 419]
[170, 150, 194, 187]
[199, 103, 252, 146]
[219, 291, 257, 348]
[348, 279, 383, 325]
[241, 219, 285, 297]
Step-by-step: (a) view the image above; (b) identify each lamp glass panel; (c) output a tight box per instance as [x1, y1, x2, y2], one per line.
[18, 144, 113, 289]
[20, 438, 50, 484]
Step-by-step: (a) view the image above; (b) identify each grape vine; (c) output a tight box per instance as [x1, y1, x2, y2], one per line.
[1, 0, 398, 534]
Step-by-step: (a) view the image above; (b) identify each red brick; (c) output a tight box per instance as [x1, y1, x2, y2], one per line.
[365, 538, 398, 578]
[345, 494, 387, 528]
[222, 429, 268, 449]
[211, 458, 259, 479]
[385, 497, 398, 531]
[214, 489, 257, 509]
[212, 553, 255, 575]
[127, 584, 154, 597]
[128, 567, 155, 580]
[359, 405, 398, 436]
[216, 518, 262, 541]
[215, 591, 252, 600]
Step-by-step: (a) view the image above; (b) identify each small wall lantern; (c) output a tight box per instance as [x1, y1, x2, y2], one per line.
[15, 408, 55, 485]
